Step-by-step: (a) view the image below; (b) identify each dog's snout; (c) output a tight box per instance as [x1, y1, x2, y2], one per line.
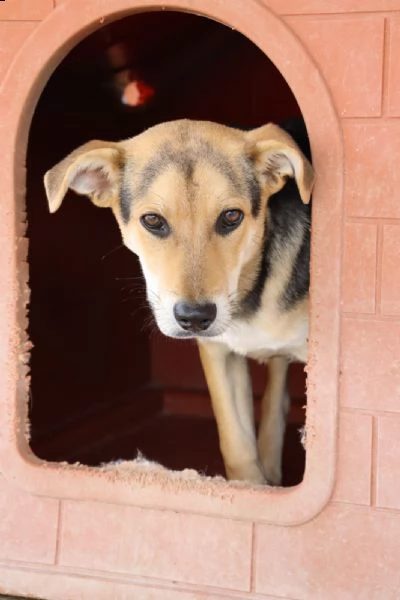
[173, 301, 217, 333]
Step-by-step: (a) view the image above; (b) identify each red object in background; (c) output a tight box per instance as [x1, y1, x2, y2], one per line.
[122, 79, 155, 106]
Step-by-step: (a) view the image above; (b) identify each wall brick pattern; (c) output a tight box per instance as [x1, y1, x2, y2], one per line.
[0, 1, 400, 598]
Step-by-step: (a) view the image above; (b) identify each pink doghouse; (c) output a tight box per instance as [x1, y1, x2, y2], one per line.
[0, 1, 399, 598]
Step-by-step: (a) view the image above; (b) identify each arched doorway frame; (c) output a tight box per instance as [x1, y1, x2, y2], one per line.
[0, 0, 343, 524]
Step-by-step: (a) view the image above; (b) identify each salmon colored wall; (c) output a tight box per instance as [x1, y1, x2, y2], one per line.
[0, 1, 400, 599]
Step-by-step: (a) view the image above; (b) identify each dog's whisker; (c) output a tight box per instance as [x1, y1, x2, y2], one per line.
[100, 244, 125, 261]
[129, 305, 151, 318]
[122, 296, 147, 305]
[115, 276, 145, 281]
[140, 313, 161, 337]
[124, 286, 147, 296]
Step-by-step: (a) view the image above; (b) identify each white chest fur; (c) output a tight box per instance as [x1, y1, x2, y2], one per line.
[215, 307, 308, 363]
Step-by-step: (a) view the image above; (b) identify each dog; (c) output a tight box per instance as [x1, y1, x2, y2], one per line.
[44, 119, 314, 485]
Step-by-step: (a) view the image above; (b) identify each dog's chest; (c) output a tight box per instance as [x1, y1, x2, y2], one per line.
[216, 311, 308, 363]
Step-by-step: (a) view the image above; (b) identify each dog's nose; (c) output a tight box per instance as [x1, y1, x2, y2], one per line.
[173, 301, 217, 333]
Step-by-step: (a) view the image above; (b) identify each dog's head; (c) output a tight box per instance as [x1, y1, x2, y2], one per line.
[44, 119, 313, 339]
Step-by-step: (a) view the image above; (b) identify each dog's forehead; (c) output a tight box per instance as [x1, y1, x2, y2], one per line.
[127, 119, 246, 151]
[119, 120, 261, 222]
[124, 120, 247, 174]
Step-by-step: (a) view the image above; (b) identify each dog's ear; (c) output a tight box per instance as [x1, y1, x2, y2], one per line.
[44, 140, 124, 213]
[247, 124, 314, 204]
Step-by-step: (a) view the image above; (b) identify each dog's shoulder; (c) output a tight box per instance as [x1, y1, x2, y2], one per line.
[242, 118, 311, 313]
[226, 118, 311, 361]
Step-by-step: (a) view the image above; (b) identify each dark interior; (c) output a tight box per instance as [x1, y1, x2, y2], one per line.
[27, 10, 307, 485]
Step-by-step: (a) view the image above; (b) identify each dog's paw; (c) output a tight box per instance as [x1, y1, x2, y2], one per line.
[263, 466, 282, 486]
[226, 462, 267, 486]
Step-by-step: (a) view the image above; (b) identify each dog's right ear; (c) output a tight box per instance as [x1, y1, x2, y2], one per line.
[246, 124, 314, 204]
[44, 140, 124, 213]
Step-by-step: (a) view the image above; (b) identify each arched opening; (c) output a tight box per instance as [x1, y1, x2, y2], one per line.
[27, 10, 308, 486]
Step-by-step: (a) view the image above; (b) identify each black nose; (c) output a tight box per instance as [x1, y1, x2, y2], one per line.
[173, 301, 217, 333]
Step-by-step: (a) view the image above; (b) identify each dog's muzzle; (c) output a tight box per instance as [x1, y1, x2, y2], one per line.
[173, 301, 217, 334]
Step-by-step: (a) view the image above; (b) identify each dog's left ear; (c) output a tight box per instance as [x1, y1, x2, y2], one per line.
[44, 140, 124, 213]
[247, 123, 314, 204]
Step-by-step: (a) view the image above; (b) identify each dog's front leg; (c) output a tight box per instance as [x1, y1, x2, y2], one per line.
[198, 340, 265, 485]
[257, 355, 290, 486]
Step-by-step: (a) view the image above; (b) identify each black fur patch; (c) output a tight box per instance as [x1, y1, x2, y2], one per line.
[239, 118, 312, 316]
[240, 218, 271, 315]
[241, 156, 261, 217]
[135, 145, 174, 198]
[120, 183, 132, 223]
[119, 160, 133, 223]
[280, 212, 310, 310]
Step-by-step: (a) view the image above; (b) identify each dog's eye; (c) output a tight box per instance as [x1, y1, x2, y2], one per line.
[216, 209, 244, 235]
[140, 213, 170, 238]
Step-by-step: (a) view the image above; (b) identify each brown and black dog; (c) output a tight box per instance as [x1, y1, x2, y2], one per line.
[44, 119, 314, 485]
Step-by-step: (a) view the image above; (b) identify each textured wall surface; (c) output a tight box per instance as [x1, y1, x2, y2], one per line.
[0, 1, 399, 598]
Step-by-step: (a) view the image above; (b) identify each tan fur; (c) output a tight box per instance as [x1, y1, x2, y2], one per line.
[44, 119, 314, 486]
